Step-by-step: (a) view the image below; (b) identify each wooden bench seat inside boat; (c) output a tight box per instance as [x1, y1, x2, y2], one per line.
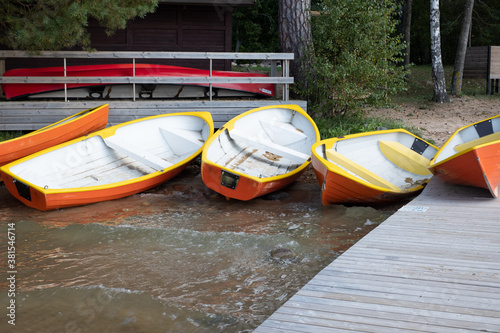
[326, 149, 401, 191]
[378, 141, 431, 176]
[104, 136, 173, 171]
[159, 127, 204, 156]
[229, 129, 310, 163]
[259, 119, 308, 146]
[454, 131, 500, 153]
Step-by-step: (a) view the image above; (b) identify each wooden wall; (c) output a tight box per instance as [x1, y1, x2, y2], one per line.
[463, 46, 489, 79]
[490, 46, 500, 80]
[5, 4, 233, 71]
[0, 100, 307, 130]
[463, 46, 500, 94]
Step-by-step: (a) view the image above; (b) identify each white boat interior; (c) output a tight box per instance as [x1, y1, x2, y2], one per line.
[9, 115, 211, 190]
[316, 131, 437, 191]
[433, 116, 500, 163]
[205, 107, 317, 178]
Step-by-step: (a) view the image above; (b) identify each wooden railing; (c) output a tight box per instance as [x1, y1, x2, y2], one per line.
[0, 51, 294, 101]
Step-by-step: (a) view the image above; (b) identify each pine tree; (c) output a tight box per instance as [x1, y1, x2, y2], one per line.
[0, 0, 158, 51]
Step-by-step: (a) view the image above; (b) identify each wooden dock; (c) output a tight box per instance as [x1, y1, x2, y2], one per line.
[255, 178, 500, 332]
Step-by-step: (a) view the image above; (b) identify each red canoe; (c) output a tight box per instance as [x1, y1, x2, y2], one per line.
[1, 64, 275, 100]
[429, 114, 500, 198]
[0, 104, 109, 169]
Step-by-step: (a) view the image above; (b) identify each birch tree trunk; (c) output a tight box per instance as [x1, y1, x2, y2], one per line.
[403, 0, 413, 68]
[450, 0, 474, 95]
[430, 0, 449, 103]
[278, 0, 313, 97]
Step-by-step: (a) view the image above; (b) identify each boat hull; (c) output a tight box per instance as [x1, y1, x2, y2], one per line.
[201, 159, 308, 201]
[312, 159, 421, 205]
[429, 141, 500, 198]
[1, 161, 190, 211]
[201, 104, 320, 201]
[428, 114, 500, 198]
[2, 64, 275, 100]
[0, 112, 214, 210]
[311, 130, 438, 205]
[0, 104, 109, 168]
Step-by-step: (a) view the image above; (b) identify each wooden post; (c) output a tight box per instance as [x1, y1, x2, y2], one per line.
[64, 58, 68, 102]
[487, 46, 491, 95]
[0, 58, 5, 98]
[209, 58, 213, 102]
[133, 58, 136, 102]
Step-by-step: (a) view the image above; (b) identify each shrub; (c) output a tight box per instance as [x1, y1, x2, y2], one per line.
[298, 0, 408, 118]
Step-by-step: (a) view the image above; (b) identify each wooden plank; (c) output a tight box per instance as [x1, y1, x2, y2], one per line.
[0, 76, 293, 85]
[229, 129, 310, 163]
[463, 46, 489, 79]
[0, 50, 295, 60]
[103, 136, 172, 170]
[0, 100, 307, 130]
[281, 297, 500, 332]
[255, 177, 500, 332]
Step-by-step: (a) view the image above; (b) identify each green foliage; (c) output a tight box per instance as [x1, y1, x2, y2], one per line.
[411, 0, 500, 65]
[298, 0, 408, 118]
[0, 0, 158, 51]
[232, 0, 279, 55]
[0, 131, 25, 142]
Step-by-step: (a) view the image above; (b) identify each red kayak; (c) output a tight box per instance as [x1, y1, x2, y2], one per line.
[2, 63, 275, 100]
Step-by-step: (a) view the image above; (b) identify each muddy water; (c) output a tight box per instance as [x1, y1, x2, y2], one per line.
[0, 165, 400, 332]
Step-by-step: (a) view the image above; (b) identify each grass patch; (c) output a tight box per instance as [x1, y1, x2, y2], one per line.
[391, 65, 490, 105]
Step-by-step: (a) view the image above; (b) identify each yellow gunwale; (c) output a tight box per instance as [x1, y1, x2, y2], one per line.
[201, 104, 320, 183]
[0, 111, 214, 194]
[311, 129, 437, 193]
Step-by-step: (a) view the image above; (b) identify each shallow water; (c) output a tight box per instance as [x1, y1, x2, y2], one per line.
[0, 166, 398, 332]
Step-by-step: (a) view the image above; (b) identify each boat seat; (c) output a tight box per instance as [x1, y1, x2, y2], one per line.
[326, 149, 401, 191]
[229, 129, 310, 164]
[260, 120, 308, 146]
[378, 140, 432, 176]
[454, 131, 500, 153]
[159, 127, 204, 156]
[104, 136, 173, 171]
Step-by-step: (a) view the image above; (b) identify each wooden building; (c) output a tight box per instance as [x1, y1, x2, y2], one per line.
[0, 1, 306, 131]
[4, 0, 255, 72]
[463, 46, 500, 95]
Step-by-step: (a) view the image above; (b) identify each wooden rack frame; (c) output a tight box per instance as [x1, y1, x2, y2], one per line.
[0, 51, 294, 101]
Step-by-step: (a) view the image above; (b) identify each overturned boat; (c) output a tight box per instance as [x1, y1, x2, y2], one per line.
[1, 64, 275, 100]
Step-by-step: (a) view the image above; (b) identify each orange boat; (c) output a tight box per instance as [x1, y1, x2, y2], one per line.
[0, 112, 213, 210]
[311, 129, 438, 205]
[201, 104, 320, 200]
[0, 104, 109, 168]
[428, 114, 500, 198]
